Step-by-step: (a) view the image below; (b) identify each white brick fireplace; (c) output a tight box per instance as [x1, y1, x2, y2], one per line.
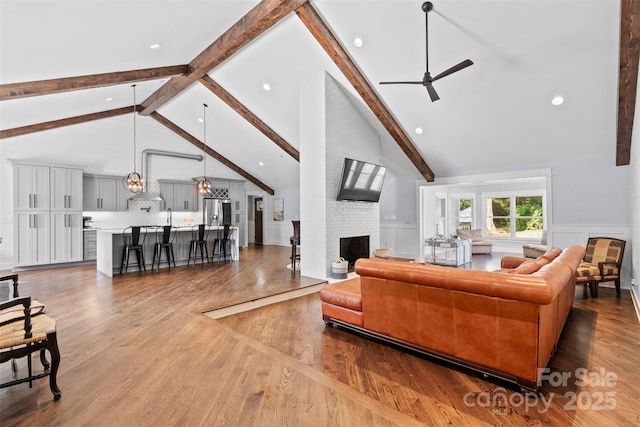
[300, 72, 381, 279]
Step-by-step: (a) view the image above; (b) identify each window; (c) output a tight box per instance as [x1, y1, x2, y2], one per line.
[451, 197, 473, 231]
[485, 194, 544, 239]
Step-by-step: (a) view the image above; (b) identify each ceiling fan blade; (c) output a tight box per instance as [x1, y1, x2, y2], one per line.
[425, 83, 440, 102]
[430, 59, 473, 83]
[379, 81, 423, 85]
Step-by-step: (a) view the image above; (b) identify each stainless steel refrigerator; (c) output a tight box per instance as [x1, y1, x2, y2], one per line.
[203, 198, 231, 226]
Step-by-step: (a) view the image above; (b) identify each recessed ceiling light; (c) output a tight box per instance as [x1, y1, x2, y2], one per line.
[105, 97, 113, 102]
[197, 118, 204, 123]
[551, 96, 564, 106]
[262, 83, 271, 91]
[353, 37, 364, 48]
[259, 162, 264, 166]
[415, 127, 423, 134]
[149, 43, 161, 49]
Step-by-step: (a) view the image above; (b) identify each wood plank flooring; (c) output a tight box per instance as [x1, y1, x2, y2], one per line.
[1, 246, 639, 426]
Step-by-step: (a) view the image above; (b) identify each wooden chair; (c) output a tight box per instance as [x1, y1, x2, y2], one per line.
[290, 220, 300, 271]
[576, 237, 626, 297]
[0, 274, 61, 400]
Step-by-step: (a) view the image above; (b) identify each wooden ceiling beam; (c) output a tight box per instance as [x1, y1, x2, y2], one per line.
[0, 106, 134, 139]
[617, 0, 640, 166]
[0, 66, 189, 101]
[295, 2, 435, 182]
[199, 75, 299, 162]
[149, 111, 275, 195]
[140, 0, 308, 116]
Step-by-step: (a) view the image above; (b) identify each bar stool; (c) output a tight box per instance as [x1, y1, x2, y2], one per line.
[290, 220, 300, 271]
[188, 224, 209, 266]
[151, 226, 176, 272]
[120, 226, 146, 273]
[212, 224, 231, 262]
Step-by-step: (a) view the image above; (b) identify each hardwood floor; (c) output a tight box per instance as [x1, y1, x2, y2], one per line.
[1, 246, 639, 426]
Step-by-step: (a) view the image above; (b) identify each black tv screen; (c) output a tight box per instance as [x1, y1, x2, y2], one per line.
[336, 158, 387, 202]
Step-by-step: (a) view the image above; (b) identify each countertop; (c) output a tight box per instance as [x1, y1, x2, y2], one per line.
[96, 225, 235, 234]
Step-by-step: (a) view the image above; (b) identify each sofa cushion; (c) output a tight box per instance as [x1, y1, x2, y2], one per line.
[471, 229, 483, 241]
[319, 278, 362, 311]
[539, 247, 562, 262]
[456, 228, 472, 240]
[0, 300, 46, 326]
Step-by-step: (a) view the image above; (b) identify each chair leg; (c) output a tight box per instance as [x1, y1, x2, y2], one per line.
[124, 247, 131, 273]
[120, 247, 127, 274]
[46, 331, 62, 400]
[170, 245, 176, 268]
[27, 344, 33, 388]
[40, 348, 50, 370]
[615, 279, 621, 296]
[589, 280, 599, 298]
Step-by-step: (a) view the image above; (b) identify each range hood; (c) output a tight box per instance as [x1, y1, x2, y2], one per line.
[128, 149, 203, 201]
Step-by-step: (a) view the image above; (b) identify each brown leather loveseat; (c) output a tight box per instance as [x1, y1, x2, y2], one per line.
[319, 246, 585, 391]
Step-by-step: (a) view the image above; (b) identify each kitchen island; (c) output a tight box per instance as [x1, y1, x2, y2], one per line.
[96, 225, 238, 277]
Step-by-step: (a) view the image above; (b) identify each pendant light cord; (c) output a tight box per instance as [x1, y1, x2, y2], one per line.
[132, 84, 137, 173]
[203, 103, 208, 178]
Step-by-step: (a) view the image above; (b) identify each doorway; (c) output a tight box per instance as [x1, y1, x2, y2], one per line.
[254, 197, 263, 245]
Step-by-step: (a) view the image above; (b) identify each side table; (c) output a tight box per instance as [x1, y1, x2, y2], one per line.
[424, 238, 472, 267]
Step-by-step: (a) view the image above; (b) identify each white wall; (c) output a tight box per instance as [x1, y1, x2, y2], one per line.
[629, 69, 640, 311]
[300, 72, 381, 279]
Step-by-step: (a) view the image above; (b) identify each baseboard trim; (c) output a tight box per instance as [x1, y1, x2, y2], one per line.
[631, 286, 640, 324]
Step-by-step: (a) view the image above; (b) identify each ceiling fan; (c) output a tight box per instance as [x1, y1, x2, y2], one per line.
[379, 1, 473, 102]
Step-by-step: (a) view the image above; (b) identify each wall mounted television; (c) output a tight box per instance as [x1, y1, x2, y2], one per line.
[336, 157, 387, 202]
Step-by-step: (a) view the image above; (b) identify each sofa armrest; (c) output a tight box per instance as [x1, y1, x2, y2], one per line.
[501, 256, 526, 269]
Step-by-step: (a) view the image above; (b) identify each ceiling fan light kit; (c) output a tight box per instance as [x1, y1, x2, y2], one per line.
[379, 1, 473, 102]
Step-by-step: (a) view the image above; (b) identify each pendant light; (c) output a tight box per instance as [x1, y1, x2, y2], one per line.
[124, 84, 143, 193]
[196, 103, 212, 196]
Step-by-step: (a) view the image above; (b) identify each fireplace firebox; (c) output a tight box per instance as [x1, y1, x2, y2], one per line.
[340, 235, 370, 272]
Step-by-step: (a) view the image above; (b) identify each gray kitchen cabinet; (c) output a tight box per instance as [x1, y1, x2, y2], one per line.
[83, 175, 118, 211]
[12, 162, 83, 267]
[14, 212, 50, 267]
[83, 230, 97, 260]
[229, 181, 246, 212]
[51, 212, 83, 263]
[13, 163, 50, 211]
[51, 167, 83, 211]
[159, 181, 197, 212]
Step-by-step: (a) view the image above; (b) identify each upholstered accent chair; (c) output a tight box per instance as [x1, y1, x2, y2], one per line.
[576, 237, 626, 298]
[523, 230, 548, 258]
[456, 228, 492, 254]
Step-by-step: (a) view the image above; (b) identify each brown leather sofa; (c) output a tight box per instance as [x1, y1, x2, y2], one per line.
[319, 245, 585, 391]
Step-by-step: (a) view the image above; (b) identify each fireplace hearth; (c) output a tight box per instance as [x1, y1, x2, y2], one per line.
[340, 235, 370, 271]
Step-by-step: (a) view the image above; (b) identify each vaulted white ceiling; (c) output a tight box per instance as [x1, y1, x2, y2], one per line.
[0, 0, 623, 193]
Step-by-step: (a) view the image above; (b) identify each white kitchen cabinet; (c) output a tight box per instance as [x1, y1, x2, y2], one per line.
[13, 164, 50, 211]
[14, 212, 50, 267]
[83, 175, 118, 211]
[51, 167, 83, 211]
[51, 212, 83, 263]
